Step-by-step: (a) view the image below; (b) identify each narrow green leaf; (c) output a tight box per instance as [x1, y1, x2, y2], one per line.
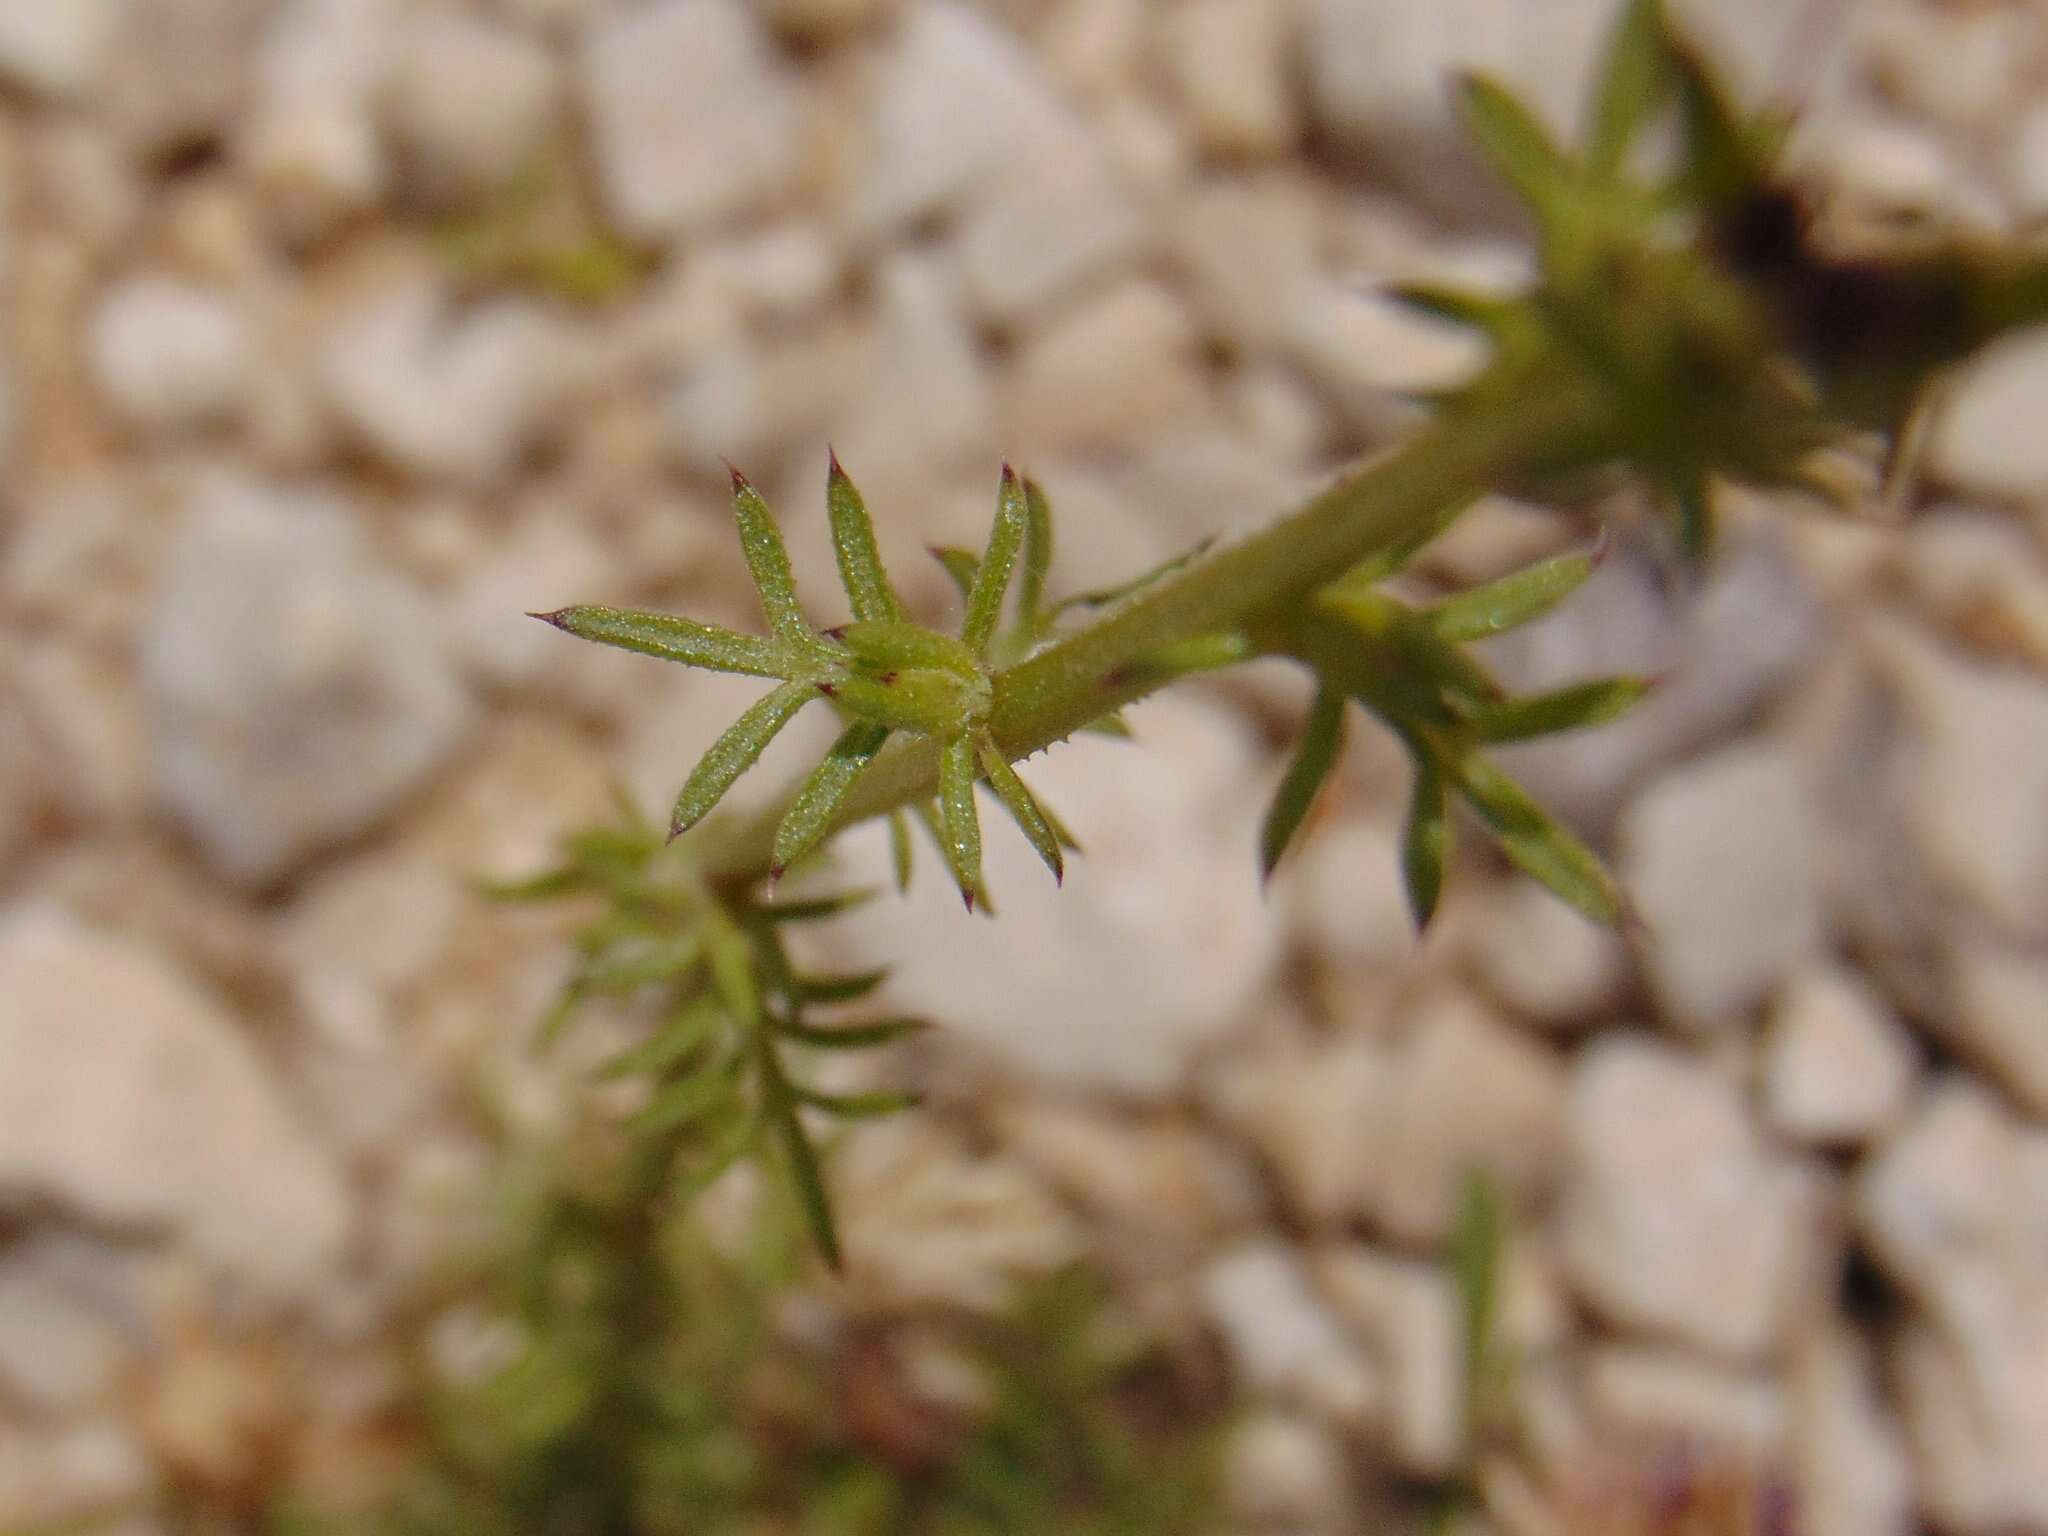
[1321, 590, 1504, 711]
[976, 735, 1063, 885]
[1586, 0, 1670, 179]
[1384, 282, 1517, 335]
[1670, 470, 1713, 559]
[1020, 476, 1055, 620]
[887, 809, 915, 892]
[963, 465, 1029, 655]
[630, 1056, 744, 1136]
[1404, 752, 1450, 928]
[1056, 536, 1215, 613]
[1330, 494, 1482, 589]
[793, 1086, 922, 1119]
[1080, 711, 1133, 739]
[728, 465, 812, 646]
[776, 1015, 930, 1050]
[773, 720, 889, 875]
[1037, 795, 1083, 853]
[788, 967, 891, 1005]
[1452, 1170, 1508, 1436]
[673, 1110, 759, 1201]
[474, 865, 586, 902]
[530, 605, 786, 678]
[1452, 754, 1623, 922]
[912, 800, 993, 914]
[1260, 687, 1346, 879]
[599, 997, 723, 1079]
[1456, 72, 1576, 221]
[752, 886, 881, 923]
[705, 915, 761, 1026]
[762, 1059, 840, 1271]
[1468, 676, 1650, 742]
[836, 620, 981, 675]
[937, 735, 984, 910]
[929, 546, 980, 601]
[670, 679, 813, 838]
[826, 450, 904, 623]
[1425, 537, 1603, 643]
[582, 932, 705, 992]
[532, 981, 586, 1053]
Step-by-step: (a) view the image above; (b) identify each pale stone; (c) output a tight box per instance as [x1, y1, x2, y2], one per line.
[1280, 815, 1420, 972]
[817, 692, 1283, 1095]
[1762, 965, 1917, 1147]
[0, 904, 350, 1298]
[1932, 328, 2048, 505]
[1229, 991, 1566, 1242]
[1169, 173, 1321, 352]
[320, 279, 577, 483]
[834, 1120, 1082, 1312]
[1900, 508, 2048, 668]
[382, 9, 559, 208]
[1466, 875, 1627, 1030]
[1003, 278, 1206, 453]
[691, 221, 840, 324]
[139, 477, 476, 884]
[991, 1098, 1258, 1247]
[1584, 1345, 1786, 1457]
[1561, 1036, 1809, 1360]
[579, 0, 801, 239]
[0, 0, 122, 98]
[446, 517, 620, 693]
[1620, 741, 1823, 1029]
[1940, 937, 2048, 1121]
[1160, 0, 1299, 159]
[1224, 1411, 1351, 1529]
[87, 276, 251, 434]
[0, 1420, 153, 1533]
[1282, 285, 1486, 431]
[0, 1234, 131, 1413]
[1872, 623, 2048, 939]
[2002, 104, 2048, 224]
[859, 1, 1104, 234]
[954, 125, 1145, 325]
[1315, 1248, 1462, 1477]
[1857, 1079, 2048, 1534]
[1201, 1241, 1379, 1416]
[241, 0, 398, 240]
[1790, 1325, 1915, 1536]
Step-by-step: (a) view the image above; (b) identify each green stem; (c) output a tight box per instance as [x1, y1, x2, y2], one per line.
[704, 359, 1606, 886]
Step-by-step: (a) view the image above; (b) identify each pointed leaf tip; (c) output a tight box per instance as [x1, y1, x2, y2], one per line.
[527, 608, 568, 626]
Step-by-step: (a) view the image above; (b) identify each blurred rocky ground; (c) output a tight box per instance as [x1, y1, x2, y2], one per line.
[3, 0, 2048, 1531]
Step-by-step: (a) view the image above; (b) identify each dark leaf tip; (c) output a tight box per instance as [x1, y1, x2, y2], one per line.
[725, 459, 753, 494]
[527, 608, 570, 628]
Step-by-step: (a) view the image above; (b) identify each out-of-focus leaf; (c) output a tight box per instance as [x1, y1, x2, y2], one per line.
[774, 1015, 929, 1050]
[1056, 537, 1215, 614]
[1586, 0, 1670, 179]
[1020, 476, 1055, 620]
[1260, 686, 1346, 879]
[788, 967, 891, 1005]
[1457, 73, 1576, 222]
[598, 997, 723, 1079]
[630, 1056, 744, 1136]
[888, 809, 915, 892]
[1452, 754, 1622, 922]
[1425, 538, 1603, 642]
[1468, 676, 1649, 742]
[793, 1086, 922, 1119]
[930, 545, 981, 602]
[1403, 751, 1450, 928]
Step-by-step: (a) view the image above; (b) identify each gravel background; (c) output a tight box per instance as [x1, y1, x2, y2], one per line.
[5, 0, 2048, 1530]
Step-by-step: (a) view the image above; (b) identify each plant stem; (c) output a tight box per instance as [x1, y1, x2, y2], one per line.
[704, 358, 1607, 887]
